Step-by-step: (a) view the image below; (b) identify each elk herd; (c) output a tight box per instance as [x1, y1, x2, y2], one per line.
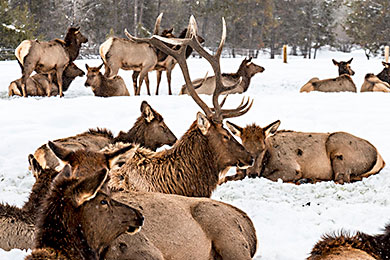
[1, 13, 389, 260]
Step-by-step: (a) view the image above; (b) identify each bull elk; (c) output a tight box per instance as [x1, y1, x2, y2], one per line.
[85, 63, 130, 96]
[220, 120, 385, 184]
[360, 73, 390, 92]
[300, 58, 357, 93]
[106, 16, 253, 197]
[180, 57, 265, 95]
[15, 27, 88, 97]
[8, 62, 84, 97]
[308, 224, 390, 260]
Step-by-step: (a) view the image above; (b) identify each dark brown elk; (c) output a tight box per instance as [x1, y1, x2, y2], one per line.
[46, 142, 257, 260]
[220, 120, 385, 184]
[300, 58, 357, 93]
[106, 16, 253, 197]
[377, 61, 390, 84]
[33, 100, 177, 170]
[308, 223, 390, 260]
[84, 64, 130, 96]
[15, 27, 87, 97]
[99, 13, 170, 96]
[360, 73, 390, 92]
[25, 164, 143, 260]
[180, 57, 265, 95]
[8, 62, 84, 97]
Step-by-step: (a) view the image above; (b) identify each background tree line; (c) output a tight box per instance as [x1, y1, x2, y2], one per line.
[1, 0, 390, 60]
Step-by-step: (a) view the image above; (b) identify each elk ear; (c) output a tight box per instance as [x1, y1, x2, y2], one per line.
[52, 164, 72, 185]
[247, 57, 252, 62]
[332, 59, 339, 66]
[347, 58, 353, 64]
[141, 101, 155, 122]
[73, 168, 108, 207]
[226, 121, 243, 138]
[28, 154, 43, 179]
[263, 120, 281, 138]
[382, 61, 390, 68]
[105, 144, 134, 169]
[85, 64, 89, 70]
[97, 63, 104, 70]
[48, 141, 74, 163]
[196, 112, 211, 135]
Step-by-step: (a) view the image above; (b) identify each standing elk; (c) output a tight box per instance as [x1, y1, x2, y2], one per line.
[8, 62, 84, 97]
[25, 165, 144, 260]
[84, 64, 130, 96]
[308, 224, 390, 260]
[220, 120, 385, 184]
[180, 57, 265, 95]
[107, 16, 254, 197]
[33, 100, 177, 171]
[15, 27, 88, 97]
[300, 58, 357, 93]
[360, 73, 390, 92]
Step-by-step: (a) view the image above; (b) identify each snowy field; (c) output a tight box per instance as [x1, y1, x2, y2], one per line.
[0, 48, 390, 259]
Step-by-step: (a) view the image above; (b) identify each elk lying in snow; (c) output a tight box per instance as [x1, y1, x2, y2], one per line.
[33, 100, 177, 170]
[308, 223, 390, 260]
[300, 58, 357, 93]
[360, 73, 390, 92]
[45, 142, 257, 260]
[107, 16, 254, 197]
[8, 62, 84, 97]
[85, 64, 130, 96]
[15, 27, 87, 97]
[220, 120, 385, 184]
[25, 164, 144, 260]
[377, 61, 390, 84]
[180, 57, 265, 95]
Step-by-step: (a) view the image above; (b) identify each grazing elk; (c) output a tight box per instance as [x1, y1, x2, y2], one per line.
[85, 64, 130, 96]
[15, 27, 87, 97]
[107, 16, 254, 197]
[25, 165, 144, 260]
[45, 141, 257, 260]
[308, 224, 390, 260]
[8, 62, 84, 97]
[300, 58, 357, 93]
[180, 57, 265, 95]
[33, 100, 177, 170]
[220, 120, 385, 184]
[360, 73, 390, 92]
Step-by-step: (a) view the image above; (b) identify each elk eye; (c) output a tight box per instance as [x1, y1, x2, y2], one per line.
[100, 199, 108, 205]
[224, 135, 229, 140]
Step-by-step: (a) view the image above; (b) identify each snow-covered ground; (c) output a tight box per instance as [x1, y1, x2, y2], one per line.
[0, 48, 389, 259]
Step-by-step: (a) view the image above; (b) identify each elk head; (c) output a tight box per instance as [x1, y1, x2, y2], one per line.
[332, 58, 355, 76]
[149, 16, 254, 171]
[85, 63, 103, 88]
[64, 62, 85, 77]
[239, 57, 265, 77]
[66, 26, 88, 46]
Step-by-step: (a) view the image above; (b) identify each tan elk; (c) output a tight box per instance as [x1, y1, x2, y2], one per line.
[45, 141, 258, 260]
[300, 58, 357, 93]
[360, 73, 390, 92]
[100, 13, 172, 96]
[25, 165, 144, 260]
[33, 100, 177, 171]
[220, 120, 385, 184]
[180, 57, 265, 95]
[85, 64, 130, 96]
[15, 27, 87, 97]
[106, 16, 254, 197]
[308, 224, 390, 260]
[8, 62, 84, 97]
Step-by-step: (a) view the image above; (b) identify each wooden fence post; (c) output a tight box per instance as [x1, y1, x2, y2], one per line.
[385, 46, 389, 63]
[283, 45, 287, 63]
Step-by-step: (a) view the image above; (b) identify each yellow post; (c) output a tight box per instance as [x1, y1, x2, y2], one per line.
[283, 45, 287, 63]
[385, 46, 389, 63]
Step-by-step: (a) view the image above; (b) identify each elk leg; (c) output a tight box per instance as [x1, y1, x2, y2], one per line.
[56, 67, 65, 97]
[137, 69, 149, 96]
[132, 71, 139, 95]
[155, 71, 162, 95]
[218, 168, 246, 185]
[21, 65, 34, 97]
[167, 69, 172, 95]
[145, 74, 150, 96]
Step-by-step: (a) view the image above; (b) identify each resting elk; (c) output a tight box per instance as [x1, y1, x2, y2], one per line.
[25, 164, 144, 260]
[308, 223, 390, 260]
[8, 62, 84, 97]
[45, 140, 258, 260]
[180, 57, 265, 95]
[377, 61, 390, 84]
[108, 16, 254, 197]
[220, 120, 385, 184]
[84, 64, 130, 96]
[300, 58, 357, 93]
[15, 27, 88, 97]
[33, 100, 177, 171]
[360, 73, 390, 92]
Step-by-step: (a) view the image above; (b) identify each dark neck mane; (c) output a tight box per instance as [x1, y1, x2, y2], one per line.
[64, 32, 81, 62]
[113, 116, 146, 147]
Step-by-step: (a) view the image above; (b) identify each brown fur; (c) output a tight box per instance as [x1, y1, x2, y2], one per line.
[15, 27, 87, 97]
[223, 121, 385, 184]
[180, 57, 265, 95]
[360, 73, 390, 92]
[85, 64, 130, 97]
[8, 62, 84, 97]
[377, 61, 390, 84]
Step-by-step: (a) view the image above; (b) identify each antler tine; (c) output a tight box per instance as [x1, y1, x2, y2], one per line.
[153, 13, 163, 35]
[220, 98, 254, 119]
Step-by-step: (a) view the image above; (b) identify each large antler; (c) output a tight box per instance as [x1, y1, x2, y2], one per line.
[124, 13, 163, 43]
[149, 16, 252, 122]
